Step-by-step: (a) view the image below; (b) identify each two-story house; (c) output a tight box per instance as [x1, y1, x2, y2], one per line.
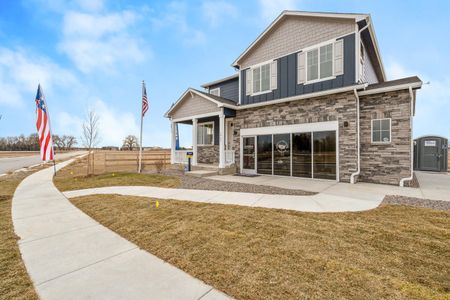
[165, 11, 422, 186]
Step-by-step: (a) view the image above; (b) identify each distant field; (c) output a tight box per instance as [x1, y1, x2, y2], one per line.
[0, 151, 39, 158]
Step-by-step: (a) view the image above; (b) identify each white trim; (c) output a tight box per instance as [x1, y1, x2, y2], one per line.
[238, 71, 242, 104]
[241, 136, 257, 174]
[170, 121, 176, 164]
[240, 121, 338, 137]
[247, 60, 274, 96]
[232, 11, 368, 67]
[201, 74, 238, 88]
[192, 118, 198, 165]
[171, 112, 220, 123]
[225, 118, 234, 150]
[371, 118, 391, 144]
[165, 88, 224, 117]
[197, 121, 215, 146]
[209, 87, 220, 96]
[240, 122, 339, 181]
[305, 41, 335, 84]
[237, 84, 367, 110]
[358, 81, 422, 96]
[219, 109, 226, 168]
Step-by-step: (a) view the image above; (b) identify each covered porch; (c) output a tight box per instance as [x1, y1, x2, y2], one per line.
[165, 88, 237, 169]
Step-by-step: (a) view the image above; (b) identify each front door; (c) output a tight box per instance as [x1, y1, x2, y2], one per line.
[242, 136, 256, 174]
[421, 138, 441, 171]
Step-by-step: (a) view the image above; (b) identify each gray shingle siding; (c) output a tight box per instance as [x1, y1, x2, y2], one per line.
[240, 33, 356, 105]
[209, 78, 239, 102]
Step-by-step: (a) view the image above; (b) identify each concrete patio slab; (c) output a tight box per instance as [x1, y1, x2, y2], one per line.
[12, 159, 231, 300]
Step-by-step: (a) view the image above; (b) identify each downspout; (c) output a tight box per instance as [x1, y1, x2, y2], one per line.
[399, 86, 415, 187]
[350, 89, 360, 184]
[350, 19, 371, 184]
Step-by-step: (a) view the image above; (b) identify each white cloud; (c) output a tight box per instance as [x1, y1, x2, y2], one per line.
[59, 10, 148, 73]
[152, 1, 206, 46]
[201, 1, 238, 28]
[0, 47, 77, 107]
[75, 0, 104, 12]
[258, 0, 301, 22]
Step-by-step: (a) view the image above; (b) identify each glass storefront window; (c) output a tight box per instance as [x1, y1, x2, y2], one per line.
[273, 134, 291, 176]
[257, 135, 272, 175]
[313, 131, 336, 179]
[292, 132, 312, 178]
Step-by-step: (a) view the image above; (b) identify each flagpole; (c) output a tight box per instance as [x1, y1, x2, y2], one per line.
[138, 81, 144, 173]
[40, 84, 57, 176]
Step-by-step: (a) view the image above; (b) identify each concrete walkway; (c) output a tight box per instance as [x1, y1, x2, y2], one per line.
[208, 173, 450, 202]
[12, 160, 231, 300]
[64, 185, 383, 213]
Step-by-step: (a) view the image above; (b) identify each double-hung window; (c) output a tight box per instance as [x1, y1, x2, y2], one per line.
[197, 122, 214, 145]
[209, 88, 220, 96]
[252, 63, 271, 94]
[371, 118, 391, 143]
[306, 43, 333, 82]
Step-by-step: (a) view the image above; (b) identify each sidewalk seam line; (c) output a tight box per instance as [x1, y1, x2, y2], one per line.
[197, 287, 214, 300]
[35, 246, 138, 287]
[18, 224, 100, 245]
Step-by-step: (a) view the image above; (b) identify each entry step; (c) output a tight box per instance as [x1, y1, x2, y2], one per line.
[186, 170, 218, 177]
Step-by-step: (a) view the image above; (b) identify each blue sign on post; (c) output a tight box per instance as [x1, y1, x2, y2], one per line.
[186, 151, 193, 171]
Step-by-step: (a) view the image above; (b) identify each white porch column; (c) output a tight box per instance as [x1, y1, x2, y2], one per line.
[170, 121, 176, 164]
[192, 118, 198, 166]
[219, 110, 225, 168]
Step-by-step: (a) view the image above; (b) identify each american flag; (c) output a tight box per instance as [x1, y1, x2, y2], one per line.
[35, 84, 54, 161]
[142, 81, 148, 117]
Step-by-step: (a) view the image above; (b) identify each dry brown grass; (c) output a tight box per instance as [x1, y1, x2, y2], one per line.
[70, 195, 450, 300]
[0, 171, 40, 300]
[54, 156, 180, 191]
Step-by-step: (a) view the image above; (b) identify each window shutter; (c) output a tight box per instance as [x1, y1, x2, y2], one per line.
[270, 60, 277, 90]
[245, 68, 252, 95]
[297, 52, 305, 84]
[334, 39, 344, 76]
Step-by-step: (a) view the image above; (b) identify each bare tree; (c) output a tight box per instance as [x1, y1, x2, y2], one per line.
[64, 135, 77, 150]
[81, 110, 101, 175]
[122, 135, 139, 150]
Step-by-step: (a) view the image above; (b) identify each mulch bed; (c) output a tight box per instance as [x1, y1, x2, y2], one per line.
[382, 195, 450, 211]
[157, 169, 315, 196]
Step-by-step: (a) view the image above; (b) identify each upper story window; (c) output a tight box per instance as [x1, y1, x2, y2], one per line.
[253, 63, 271, 94]
[209, 88, 220, 96]
[197, 122, 214, 145]
[371, 118, 391, 143]
[298, 39, 343, 85]
[245, 60, 277, 96]
[306, 43, 333, 82]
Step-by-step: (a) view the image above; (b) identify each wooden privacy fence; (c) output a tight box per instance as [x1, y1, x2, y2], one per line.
[85, 150, 171, 174]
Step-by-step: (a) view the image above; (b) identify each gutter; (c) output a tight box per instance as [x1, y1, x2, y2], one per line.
[350, 89, 360, 184]
[399, 86, 415, 187]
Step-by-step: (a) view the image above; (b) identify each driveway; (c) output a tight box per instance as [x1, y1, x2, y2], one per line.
[0, 151, 85, 174]
[415, 171, 450, 201]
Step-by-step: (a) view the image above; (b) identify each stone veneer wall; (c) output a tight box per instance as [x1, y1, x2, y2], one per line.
[232, 91, 359, 182]
[358, 90, 412, 185]
[197, 145, 219, 164]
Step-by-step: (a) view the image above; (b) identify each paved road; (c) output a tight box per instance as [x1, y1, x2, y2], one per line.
[0, 151, 85, 174]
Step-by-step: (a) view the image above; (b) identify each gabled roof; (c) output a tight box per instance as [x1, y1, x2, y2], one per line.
[365, 76, 422, 91]
[164, 88, 237, 118]
[201, 74, 238, 88]
[232, 10, 385, 82]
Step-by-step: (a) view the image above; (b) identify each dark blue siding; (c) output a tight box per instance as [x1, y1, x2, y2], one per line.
[209, 78, 239, 102]
[241, 33, 356, 105]
[198, 116, 219, 145]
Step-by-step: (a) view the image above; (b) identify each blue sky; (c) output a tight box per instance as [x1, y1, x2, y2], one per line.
[0, 0, 449, 147]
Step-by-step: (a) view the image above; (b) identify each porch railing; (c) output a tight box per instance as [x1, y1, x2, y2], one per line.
[225, 150, 235, 165]
[174, 150, 190, 164]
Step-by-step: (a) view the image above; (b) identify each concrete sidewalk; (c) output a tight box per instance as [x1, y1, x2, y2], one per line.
[63, 185, 383, 213]
[12, 160, 231, 300]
